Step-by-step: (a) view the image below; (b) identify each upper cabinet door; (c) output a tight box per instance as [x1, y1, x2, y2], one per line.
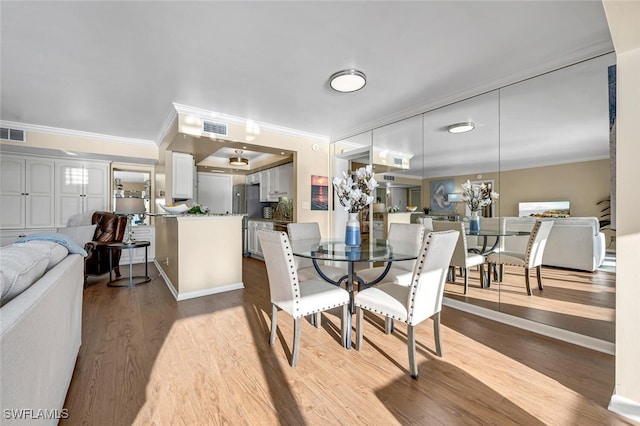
[0, 156, 26, 229]
[25, 158, 55, 228]
[172, 152, 194, 199]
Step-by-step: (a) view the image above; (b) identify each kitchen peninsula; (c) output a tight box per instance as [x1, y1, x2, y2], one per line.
[153, 214, 244, 300]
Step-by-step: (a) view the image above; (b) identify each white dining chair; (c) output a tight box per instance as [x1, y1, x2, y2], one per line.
[432, 221, 486, 294]
[287, 222, 347, 282]
[486, 220, 554, 296]
[354, 230, 459, 379]
[356, 223, 425, 286]
[258, 229, 350, 367]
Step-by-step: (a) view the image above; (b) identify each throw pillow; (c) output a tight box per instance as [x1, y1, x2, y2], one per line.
[56, 225, 97, 247]
[16, 232, 89, 256]
[66, 210, 96, 226]
[19, 240, 69, 271]
[0, 245, 49, 306]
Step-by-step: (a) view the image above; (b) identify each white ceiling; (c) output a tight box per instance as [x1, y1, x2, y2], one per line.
[0, 1, 614, 174]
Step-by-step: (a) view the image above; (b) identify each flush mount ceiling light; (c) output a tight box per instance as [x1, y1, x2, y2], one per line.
[329, 69, 366, 92]
[448, 122, 476, 134]
[229, 150, 249, 166]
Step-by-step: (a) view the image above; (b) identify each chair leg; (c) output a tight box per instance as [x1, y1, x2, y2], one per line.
[450, 266, 456, 283]
[463, 268, 468, 294]
[408, 325, 418, 380]
[269, 304, 278, 345]
[433, 312, 443, 357]
[314, 312, 321, 328]
[341, 304, 349, 348]
[536, 265, 544, 290]
[385, 317, 394, 334]
[292, 317, 301, 367]
[355, 306, 363, 351]
[524, 267, 533, 295]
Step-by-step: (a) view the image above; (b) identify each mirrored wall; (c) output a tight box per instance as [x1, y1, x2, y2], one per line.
[331, 53, 615, 343]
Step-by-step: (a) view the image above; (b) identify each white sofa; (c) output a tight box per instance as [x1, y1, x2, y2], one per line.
[503, 216, 606, 272]
[0, 240, 84, 425]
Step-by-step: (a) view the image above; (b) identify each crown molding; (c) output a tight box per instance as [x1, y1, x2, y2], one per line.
[0, 120, 156, 146]
[171, 103, 330, 143]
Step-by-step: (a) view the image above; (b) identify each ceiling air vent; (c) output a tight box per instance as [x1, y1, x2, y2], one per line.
[0, 127, 26, 143]
[202, 120, 228, 136]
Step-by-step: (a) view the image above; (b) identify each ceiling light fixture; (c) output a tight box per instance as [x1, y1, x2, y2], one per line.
[329, 69, 366, 92]
[229, 150, 249, 166]
[448, 122, 476, 133]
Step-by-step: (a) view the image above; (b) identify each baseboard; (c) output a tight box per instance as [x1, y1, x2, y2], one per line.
[609, 394, 640, 422]
[443, 298, 615, 355]
[153, 260, 244, 301]
[175, 283, 244, 301]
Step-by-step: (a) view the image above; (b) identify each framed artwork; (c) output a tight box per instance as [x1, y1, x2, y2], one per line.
[311, 175, 329, 211]
[430, 179, 455, 213]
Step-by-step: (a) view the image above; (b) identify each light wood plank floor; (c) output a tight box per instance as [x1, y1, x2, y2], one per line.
[62, 258, 633, 425]
[443, 264, 616, 342]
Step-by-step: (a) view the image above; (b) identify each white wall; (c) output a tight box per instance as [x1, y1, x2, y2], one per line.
[603, 1, 640, 420]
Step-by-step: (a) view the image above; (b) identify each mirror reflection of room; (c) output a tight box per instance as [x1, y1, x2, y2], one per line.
[113, 170, 151, 225]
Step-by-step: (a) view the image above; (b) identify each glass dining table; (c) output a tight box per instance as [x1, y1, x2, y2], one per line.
[290, 237, 421, 349]
[465, 228, 531, 288]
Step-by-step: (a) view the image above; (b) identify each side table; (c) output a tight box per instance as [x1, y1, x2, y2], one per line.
[107, 241, 151, 287]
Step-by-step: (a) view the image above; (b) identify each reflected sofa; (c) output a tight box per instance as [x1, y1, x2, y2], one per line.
[503, 216, 606, 272]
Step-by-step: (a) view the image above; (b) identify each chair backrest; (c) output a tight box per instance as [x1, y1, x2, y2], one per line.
[287, 222, 321, 270]
[406, 230, 459, 326]
[258, 229, 301, 317]
[287, 222, 321, 240]
[91, 211, 127, 243]
[432, 221, 468, 268]
[526, 220, 554, 268]
[418, 216, 433, 231]
[387, 223, 425, 272]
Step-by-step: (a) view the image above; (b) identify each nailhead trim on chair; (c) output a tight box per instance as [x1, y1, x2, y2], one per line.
[407, 232, 433, 324]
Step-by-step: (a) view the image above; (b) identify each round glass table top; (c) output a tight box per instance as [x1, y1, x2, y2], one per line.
[290, 238, 420, 263]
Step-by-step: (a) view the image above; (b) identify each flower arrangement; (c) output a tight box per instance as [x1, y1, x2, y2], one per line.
[333, 165, 379, 213]
[461, 180, 499, 212]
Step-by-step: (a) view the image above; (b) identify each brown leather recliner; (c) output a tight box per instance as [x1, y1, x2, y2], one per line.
[84, 211, 128, 279]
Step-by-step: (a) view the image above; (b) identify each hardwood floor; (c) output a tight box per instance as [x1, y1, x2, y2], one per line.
[443, 264, 616, 342]
[61, 258, 633, 425]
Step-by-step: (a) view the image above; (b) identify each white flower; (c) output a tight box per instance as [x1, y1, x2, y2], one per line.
[461, 180, 499, 212]
[333, 165, 379, 213]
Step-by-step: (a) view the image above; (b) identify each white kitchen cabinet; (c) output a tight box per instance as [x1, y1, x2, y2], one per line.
[258, 164, 293, 202]
[248, 220, 273, 258]
[266, 163, 293, 202]
[0, 155, 55, 229]
[246, 172, 260, 185]
[119, 225, 155, 265]
[55, 160, 109, 227]
[172, 152, 194, 199]
[259, 170, 270, 202]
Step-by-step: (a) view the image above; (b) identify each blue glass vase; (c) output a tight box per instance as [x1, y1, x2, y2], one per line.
[469, 211, 480, 233]
[345, 212, 361, 246]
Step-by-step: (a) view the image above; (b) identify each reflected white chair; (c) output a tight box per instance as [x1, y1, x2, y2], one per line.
[287, 222, 347, 282]
[354, 230, 459, 379]
[486, 220, 554, 296]
[258, 229, 350, 367]
[432, 221, 485, 294]
[356, 223, 425, 286]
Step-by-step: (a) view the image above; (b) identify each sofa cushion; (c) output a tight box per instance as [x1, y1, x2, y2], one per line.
[17, 240, 69, 271]
[16, 232, 88, 256]
[0, 245, 49, 305]
[57, 224, 98, 247]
